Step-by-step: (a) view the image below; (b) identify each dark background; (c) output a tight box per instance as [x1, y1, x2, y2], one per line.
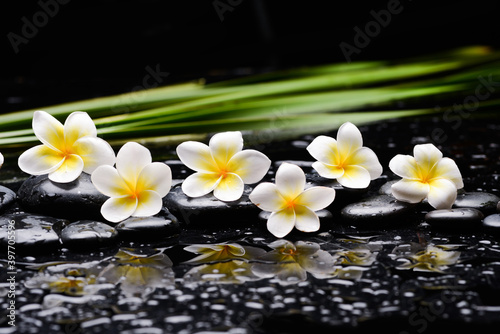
[1, 0, 499, 113]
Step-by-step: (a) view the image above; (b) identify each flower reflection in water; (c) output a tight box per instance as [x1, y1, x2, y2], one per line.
[251, 240, 337, 285]
[183, 243, 266, 284]
[394, 243, 461, 273]
[24, 263, 104, 297]
[98, 248, 175, 297]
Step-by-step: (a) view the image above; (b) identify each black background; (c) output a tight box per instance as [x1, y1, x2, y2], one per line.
[2, 0, 499, 113]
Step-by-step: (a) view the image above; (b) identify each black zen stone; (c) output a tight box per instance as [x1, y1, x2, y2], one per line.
[340, 195, 417, 225]
[17, 173, 108, 220]
[164, 183, 260, 227]
[453, 191, 500, 214]
[378, 180, 398, 196]
[60, 220, 118, 250]
[482, 213, 500, 235]
[424, 208, 484, 230]
[0, 185, 17, 212]
[0, 213, 69, 251]
[115, 208, 180, 240]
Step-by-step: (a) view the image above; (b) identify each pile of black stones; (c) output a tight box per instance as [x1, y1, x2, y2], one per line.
[1, 117, 500, 333]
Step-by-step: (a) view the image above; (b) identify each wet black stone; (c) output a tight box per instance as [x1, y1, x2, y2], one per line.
[340, 195, 417, 224]
[378, 180, 397, 196]
[0, 213, 69, 251]
[115, 208, 180, 239]
[0, 185, 17, 212]
[424, 208, 484, 229]
[163, 159, 193, 179]
[453, 191, 500, 214]
[482, 213, 500, 235]
[17, 173, 108, 220]
[60, 220, 118, 250]
[164, 183, 260, 227]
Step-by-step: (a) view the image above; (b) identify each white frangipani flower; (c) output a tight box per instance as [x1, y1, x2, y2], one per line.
[91, 142, 172, 223]
[176, 131, 271, 201]
[249, 163, 336, 238]
[18, 110, 115, 183]
[306, 122, 382, 188]
[389, 143, 463, 209]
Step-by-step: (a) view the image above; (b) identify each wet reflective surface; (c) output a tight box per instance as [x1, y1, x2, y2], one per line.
[1, 118, 500, 333]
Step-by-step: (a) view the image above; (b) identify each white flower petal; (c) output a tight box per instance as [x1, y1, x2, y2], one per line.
[336, 122, 363, 157]
[176, 141, 218, 173]
[0, 152, 3, 168]
[32, 110, 65, 152]
[181, 172, 221, 198]
[101, 195, 138, 223]
[63, 111, 97, 147]
[209, 131, 243, 168]
[306, 135, 339, 165]
[275, 163, 305, 200]
[389, 154, 420, 179]
[213, 173, 245, 201]
[116, 142, 152, 186]
[136, 162, 172, 198]
[294, 205, 320, 233]
[349, 147, 383, 180]
[432, 157, 464, 189]
[226, 149, 271, 184]
[18, 145, 65, 176]
[91, 165, 131, 197]
[48, 154, 84, 183]
[72, 137, 116, 174]
[134, 190, 163, 217]
[295, 186, 335, 211]
[249, 182, 287, 212]
[337, 165, 371, 189]
[428, 178, 458, 209]
[413, 144, 443, 172]
[311, 161, 344, 179]
[391, 179, 429, 203]
[267, 208, 296, 238]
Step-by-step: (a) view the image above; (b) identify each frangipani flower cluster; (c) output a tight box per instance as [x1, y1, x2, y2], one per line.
[389, 143, 463, 209]
[18, 110, 115, 183]
[249, 163, 336, 238]
[306, 122, 383, 189]
[14, 111, 464, 237]
[176, 131, 271, 201]
[91, 142, 172, 222]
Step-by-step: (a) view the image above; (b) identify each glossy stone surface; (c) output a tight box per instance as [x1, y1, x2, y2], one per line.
[340, 195, 417, 224]
[60, 220, 118, 250]
[115, 208, 180, 239]
[17, 173, 108, 220]
[425, 208, 484, 229]
[482, 213, 500, 234]
[0, 213, 69, 250]
[453, 191, 500, 214]
[164, 183, 260, 227]
[0, 185, 17, 212]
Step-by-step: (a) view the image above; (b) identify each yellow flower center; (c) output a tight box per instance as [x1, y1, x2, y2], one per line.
[286, 199, 296, 209]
